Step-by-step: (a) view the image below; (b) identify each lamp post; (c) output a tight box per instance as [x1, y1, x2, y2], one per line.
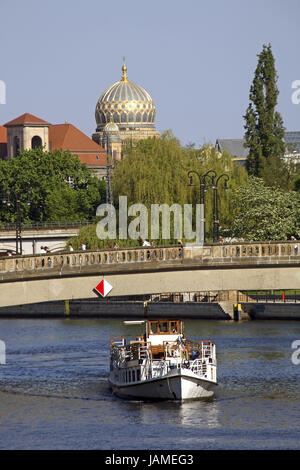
[2, 191, 29, 255]
[106, 135, 114, 206]
[187, 169, 216, 244]
[210, 173, 229, 243]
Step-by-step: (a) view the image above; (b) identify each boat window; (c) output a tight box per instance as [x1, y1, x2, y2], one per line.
[170, 321, 178, 334]
[150, 322, 158, 334]
[159, 321, 168, 333]
[136, 370, 141, 381]
[132, 370, 136, 382]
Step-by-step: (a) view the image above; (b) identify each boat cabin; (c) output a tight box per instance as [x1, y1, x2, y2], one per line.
[146, 320, 183, 342]
[145, 319, 184, 359]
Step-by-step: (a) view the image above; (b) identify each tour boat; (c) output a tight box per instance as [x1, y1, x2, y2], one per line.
[108, 319, 217, 401]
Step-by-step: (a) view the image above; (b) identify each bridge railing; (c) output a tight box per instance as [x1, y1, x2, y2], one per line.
[0, 245, 183, 273]
[0, 241, 299, 274]
[0, 221, 92, 231]
[218, 241, 299, 258]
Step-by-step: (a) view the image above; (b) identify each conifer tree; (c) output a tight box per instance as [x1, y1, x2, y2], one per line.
[244, 44, 286, 179]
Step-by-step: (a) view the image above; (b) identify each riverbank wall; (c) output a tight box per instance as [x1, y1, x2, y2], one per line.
[0, 299, 299, 320]
[242, 302, 300, 320]
[0, 300, 230, 319]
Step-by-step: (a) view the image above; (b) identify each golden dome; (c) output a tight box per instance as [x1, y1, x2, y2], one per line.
[95, 60, 156, 130]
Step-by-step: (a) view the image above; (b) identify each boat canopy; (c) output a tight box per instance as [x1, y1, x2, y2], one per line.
[146, 319, 183, 342]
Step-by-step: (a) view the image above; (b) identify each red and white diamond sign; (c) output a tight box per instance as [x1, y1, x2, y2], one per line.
[94, 279, 113, 297]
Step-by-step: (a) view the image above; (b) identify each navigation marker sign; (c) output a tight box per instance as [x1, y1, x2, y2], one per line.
[95, 279, 113, 297]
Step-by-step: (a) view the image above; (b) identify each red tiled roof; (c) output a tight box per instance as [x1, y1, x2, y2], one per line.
[76, 154, 107, 166]
[4, 113, 50, 127]
[0, 125, 7, 143]
[49, 123, 107, 167]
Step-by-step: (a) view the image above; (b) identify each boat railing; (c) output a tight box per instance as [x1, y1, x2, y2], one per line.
[111, 340, 152, 362]
[110, 337, 126, 347]
[151, 360, 168, 378]
[127, 341, 151, 361]
[185, 339, 215, 360]
[190, 359, 208, 375]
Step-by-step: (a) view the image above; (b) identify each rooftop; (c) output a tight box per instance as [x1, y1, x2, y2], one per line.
[4, 113, 51, 127]
[215, 138, 249, 158]
[49, 123, 107, 166]
[0, 125, 7, 142]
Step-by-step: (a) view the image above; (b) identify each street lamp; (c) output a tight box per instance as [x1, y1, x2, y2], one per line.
[187, 169, 216, 243]
[210, 173, 229, 243]
[2, 191, 30, 255]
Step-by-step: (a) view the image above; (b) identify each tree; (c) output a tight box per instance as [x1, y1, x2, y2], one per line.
[0, 148, 106, 223]
[244, 44, 286, 182]
[112, 132, 248, 242]
[231, 177, 300, 241]
[67, 132, 249, 248]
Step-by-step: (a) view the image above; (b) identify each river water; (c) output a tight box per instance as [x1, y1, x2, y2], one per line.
[0, 317, 299, 450]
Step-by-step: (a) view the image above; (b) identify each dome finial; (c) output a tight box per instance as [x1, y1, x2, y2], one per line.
[121, 56, 128, 82]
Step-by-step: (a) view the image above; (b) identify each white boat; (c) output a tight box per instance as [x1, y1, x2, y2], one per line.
[108, 319, 217, 401]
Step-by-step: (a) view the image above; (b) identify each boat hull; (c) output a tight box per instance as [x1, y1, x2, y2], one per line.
[109, 369, 216, 401]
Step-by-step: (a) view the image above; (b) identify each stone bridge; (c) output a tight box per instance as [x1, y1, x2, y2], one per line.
[0, 241, 299, 308]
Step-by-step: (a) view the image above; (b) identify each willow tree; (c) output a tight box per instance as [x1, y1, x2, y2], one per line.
[244, 44, 286, 184]
[112, 131, 248, 243]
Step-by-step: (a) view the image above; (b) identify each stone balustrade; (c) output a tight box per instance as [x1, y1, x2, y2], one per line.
[0, 241, 299, 275]
[0, 245, 183, 274]
[184, 240, 300, 260]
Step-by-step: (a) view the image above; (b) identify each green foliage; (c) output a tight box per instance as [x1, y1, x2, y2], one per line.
[295, 176, 300, 192]
[260, 155, 295, 190]
[244, 44, 286, 182]
[112, 132, 248, 241]
[292, 164, 300, 192]
[67, 224, 148, 251]
[0, 148, 106, 223]
[231, 177, 300, 240]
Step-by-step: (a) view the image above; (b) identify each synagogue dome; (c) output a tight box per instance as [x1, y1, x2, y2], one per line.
[95, 61, 156, 131]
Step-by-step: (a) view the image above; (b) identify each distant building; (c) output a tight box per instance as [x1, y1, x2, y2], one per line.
[49, 123, 107, 179]
[284, 131, 300, 164]
[4, 113, 50, 157]
[1, 113, 107, 178]
[0, 125, 7, 160]
[92, 60, 160, 153]
[216, 134, 300, 166]
[215, 139, 248, 166]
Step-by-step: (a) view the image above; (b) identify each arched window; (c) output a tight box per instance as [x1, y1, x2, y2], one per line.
[13, 136, 20, 157]
[31, 135, 42, 149]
